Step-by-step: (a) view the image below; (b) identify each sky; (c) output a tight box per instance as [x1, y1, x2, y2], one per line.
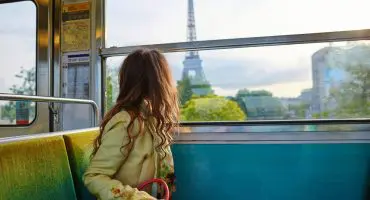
[1, 0, 370, 98]
[0, 1, 35, 96]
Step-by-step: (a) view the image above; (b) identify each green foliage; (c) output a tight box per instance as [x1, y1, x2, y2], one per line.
[1, 67, 35, 122]
[105, 67, 120, 111]
[181, 95, 246, 121]
[177, 76, 215, 106]
[10, 67, 36, 95]
[312, 111, 329, 119]
[234, 89, 285, 119]
[1, 102, 16, 123]
[106, 75, 114, 111]
[236, 89, 273, 97]
[177, 77, 193, 106]
[288, 103, 310, 118]
[328, 45, 370, 118]
[192, 83, 214, 94]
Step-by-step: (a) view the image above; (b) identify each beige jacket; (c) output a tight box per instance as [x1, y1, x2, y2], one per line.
[83, 110, 175, 200]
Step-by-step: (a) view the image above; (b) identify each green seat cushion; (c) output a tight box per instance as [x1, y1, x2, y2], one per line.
[0, 135, 76, 200]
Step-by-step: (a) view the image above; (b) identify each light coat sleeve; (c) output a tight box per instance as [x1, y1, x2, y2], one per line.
[83, 113, 155, 200]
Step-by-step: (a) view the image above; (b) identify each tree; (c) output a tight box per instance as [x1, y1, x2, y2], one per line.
[177, 77, 193, 106]
[10, 67, 36, 95]
[181, 95, 246, 121]
[312, 111, 329, 119]
[1, 67, 35, 122]
[330, 63, 370, 117]
[106, 75, 114, 111]
[328, 44, 370, 118]
[237, 89, 273, 97]
[233, 89, 249, 115]
[234, 89, 285, 120]
[288, 103, 310, 118]
[105, 67, 119, 111]
[1, 103, 16, 123]
[191, 83, 214, 96]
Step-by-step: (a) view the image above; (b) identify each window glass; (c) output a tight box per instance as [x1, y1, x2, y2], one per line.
[106, 0, 370, 47]
[106, 41, 370, 124]
[0, 1, 36, 125]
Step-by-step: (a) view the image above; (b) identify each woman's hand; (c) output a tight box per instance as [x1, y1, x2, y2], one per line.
[111, 186, 156, 200]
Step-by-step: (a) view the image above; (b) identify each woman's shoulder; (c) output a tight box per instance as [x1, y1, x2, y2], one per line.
[104, 110, 131, 133]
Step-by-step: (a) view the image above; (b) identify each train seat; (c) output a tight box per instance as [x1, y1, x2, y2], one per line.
[63, 129, 99, 200]
[0, 135, 76, 200]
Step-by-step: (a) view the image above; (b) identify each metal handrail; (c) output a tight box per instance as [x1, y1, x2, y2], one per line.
[100, 28, 370, 57]
[0, 94, 99, 126]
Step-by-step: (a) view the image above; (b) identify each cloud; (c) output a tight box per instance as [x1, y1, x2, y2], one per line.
[106, 47, 313, 98]
[212, 80, 312, 98]
[212, 87, 238, 96]
[203, 58, 310, 89]
[165, 47, 314, 90]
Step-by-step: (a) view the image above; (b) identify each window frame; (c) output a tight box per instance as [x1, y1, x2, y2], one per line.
[101, 28, 370, 125]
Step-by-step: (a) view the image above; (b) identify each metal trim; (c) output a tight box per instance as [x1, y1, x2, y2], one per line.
[2, 126, 370, 145]
[100, 0, 106, 116]
[180, 118, 370, 126]
[52, 0, 61, 131]
[0, 127, 99, 143]
[0, 94, 99, 126]
[33, 0, 51, 134]
[0, 0, 28, 3]
[175, 131, 370, 142]
[100, 29, 370, 57]
[101, 56, 107, 115]
[90, 0, 104, 120]
[89, 0, 98, 126]
[175, 140, 370, 144]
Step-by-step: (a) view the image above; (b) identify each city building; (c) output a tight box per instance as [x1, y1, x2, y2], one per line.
[311, 44, 370, 114]
[312, 46, 344, 114]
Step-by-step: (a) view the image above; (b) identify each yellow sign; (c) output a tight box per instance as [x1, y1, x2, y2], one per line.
[61, 2, 90, 52]
[62, 2, 89, 12]
[62, 20, 90, 52]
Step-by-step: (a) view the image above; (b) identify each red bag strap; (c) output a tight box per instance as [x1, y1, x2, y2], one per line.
[137, 178, 169, 200]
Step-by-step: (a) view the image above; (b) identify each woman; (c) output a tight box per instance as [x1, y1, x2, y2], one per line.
[83, 49, 179, 200]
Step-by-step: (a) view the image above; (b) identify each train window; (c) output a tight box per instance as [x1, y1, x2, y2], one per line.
[106, 41, 370, 122]
[0, 1, 36, 125]
[106, 0, 369, 47]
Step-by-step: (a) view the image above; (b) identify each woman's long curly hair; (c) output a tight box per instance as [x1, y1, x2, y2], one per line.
[91, 48, 179, 160]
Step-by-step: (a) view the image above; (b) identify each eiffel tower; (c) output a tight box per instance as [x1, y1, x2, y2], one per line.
[182, 0, 212, 96]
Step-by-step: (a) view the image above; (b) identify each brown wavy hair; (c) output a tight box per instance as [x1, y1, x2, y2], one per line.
[91, 48, 179, 159]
